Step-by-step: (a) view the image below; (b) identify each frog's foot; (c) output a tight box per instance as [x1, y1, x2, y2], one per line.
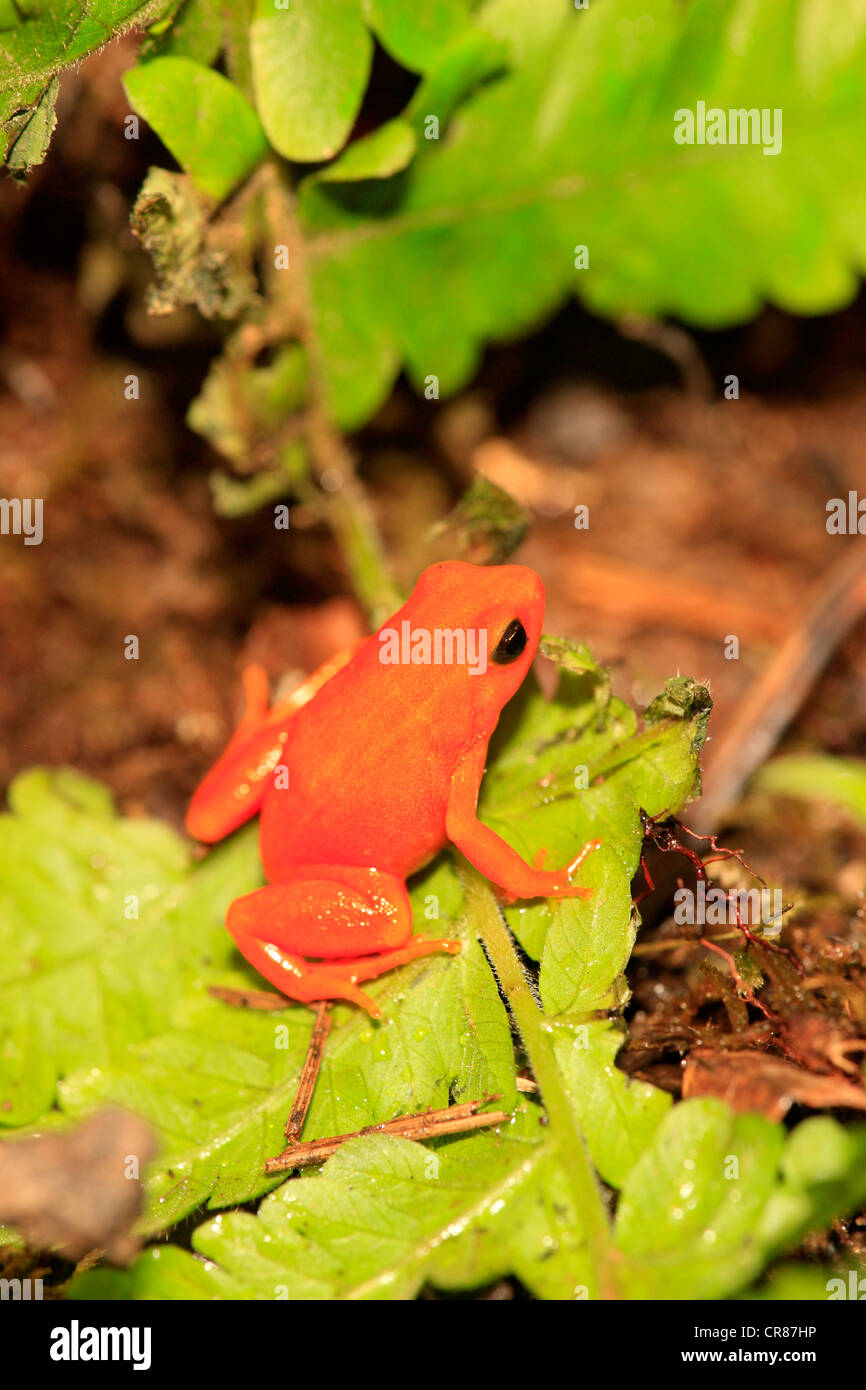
[493, 841, 601, 905]
[226, 869, 461, 1018]
[231, 940, 384, 1015]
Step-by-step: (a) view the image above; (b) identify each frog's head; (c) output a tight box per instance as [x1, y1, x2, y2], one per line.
[396, 559, 546, 718]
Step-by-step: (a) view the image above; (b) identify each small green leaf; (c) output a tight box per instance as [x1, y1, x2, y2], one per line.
[615, 1101, 866, 1300]
[124, 56, 267, 201]
[72, 1104, 591, 1300]
[363, 0, 475, 73]
[617, 1101, 787, 1299]
[312, 119, 416, 185]
[250, 0, 373, 162]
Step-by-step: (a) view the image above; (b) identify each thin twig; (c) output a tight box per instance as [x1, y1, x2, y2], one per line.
[284, 1001, 331, 1141]
[693, 543, 866, 832]
[632, 930, 744, 956]
[617, 314, 714, 399]
[264, 1097, 509, 1173]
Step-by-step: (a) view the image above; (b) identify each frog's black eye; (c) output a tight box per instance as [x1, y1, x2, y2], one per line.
[492, 618, 528, 665]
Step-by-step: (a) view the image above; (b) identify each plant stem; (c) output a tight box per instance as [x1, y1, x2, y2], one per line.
[262, 159, 401, 626]
[458, 859, 619, 1299]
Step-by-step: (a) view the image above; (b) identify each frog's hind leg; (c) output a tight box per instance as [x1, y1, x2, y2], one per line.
[226, 866, 460, 1017]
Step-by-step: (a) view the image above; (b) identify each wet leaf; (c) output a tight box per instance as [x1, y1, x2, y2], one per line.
[554, 1019, 671, 1189]
[0, 771, 515, 1230]
[616, 1100, 866, 1300]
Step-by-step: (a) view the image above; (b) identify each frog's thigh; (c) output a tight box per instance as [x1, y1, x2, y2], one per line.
[225, 867, 459, 1015]
[226, 865, 413, 959]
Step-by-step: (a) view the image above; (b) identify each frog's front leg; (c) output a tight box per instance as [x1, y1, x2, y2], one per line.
[446, 739, 599, 902]
[226, 866, 461, 1017]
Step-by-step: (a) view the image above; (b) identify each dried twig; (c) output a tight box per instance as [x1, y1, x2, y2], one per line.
[617, 314, 714, 399]
[264, 1097, 509, 1173]
[693, 543, 866, 832]
[284, 1001, 331, 1141]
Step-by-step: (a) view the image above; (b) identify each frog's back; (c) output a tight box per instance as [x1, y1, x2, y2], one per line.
[259, 636, 485, 881]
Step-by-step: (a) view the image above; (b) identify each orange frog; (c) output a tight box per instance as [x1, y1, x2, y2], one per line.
[187, 561, 595, 1016]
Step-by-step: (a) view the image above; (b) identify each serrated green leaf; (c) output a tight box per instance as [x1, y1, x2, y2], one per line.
[124, 56, 267, 200]
[300, 0, 866, 426]
[0, 0, 179, 162]
[554, 1019, 671, 1189]
[479, 670, 709, 960]
[616, 1100, 866, 1300]
[539, 846, 634, 1015]
[250, 0, 373, 162]
[0, 770, 516, 1231]
[73, 1102, 593, 1300]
